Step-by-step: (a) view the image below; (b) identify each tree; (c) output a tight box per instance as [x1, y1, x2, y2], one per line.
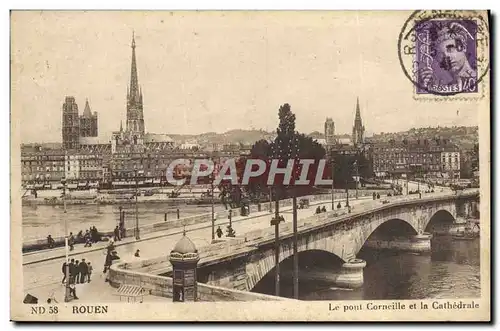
[246, 104, 326, 199]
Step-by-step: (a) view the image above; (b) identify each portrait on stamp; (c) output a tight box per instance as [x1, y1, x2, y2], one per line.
[415, 19, 478, 94]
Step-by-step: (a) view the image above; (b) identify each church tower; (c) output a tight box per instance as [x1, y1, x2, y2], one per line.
[352, 97, 365, 146]
[126, 32, 145, 135]
[62, 96, 80, 150]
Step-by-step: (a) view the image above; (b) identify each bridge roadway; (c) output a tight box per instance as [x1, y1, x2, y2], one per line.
[22, 194, 372, 302]
[21, 181, 452, 302]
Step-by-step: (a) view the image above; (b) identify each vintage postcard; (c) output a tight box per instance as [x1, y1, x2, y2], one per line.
[10, 10, 490, 322]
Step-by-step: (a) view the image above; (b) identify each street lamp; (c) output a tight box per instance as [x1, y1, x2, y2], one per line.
[270, 187, 284, 297]
[210, 173, 215, 241]
[118, 205, 123, 227]
[354, 160, 359, 200]
[134, 169, 140, 240]
[331, 155, 335, 211]
[61, 177, 71, 302]
[345, 177, 350, 208]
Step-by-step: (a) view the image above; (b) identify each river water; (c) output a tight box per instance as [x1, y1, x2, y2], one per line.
[22, 203, 224, 241]
[252, 236, 480, 300]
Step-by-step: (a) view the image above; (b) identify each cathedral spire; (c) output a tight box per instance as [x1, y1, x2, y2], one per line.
[352, 97, 365, 146]
[355, 97, 362, 125]
[125, 32, 145, 135]
[129, 31, 140, 103]
[83, 98, 92, 118]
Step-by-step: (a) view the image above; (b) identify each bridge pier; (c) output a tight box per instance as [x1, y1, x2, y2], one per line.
[428, 223, 466, 235]
[333, 258, 367, 289]
[364, 233, 433, 254]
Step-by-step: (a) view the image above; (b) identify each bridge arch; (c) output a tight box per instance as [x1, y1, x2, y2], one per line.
[424, 209, 456, 233]
[250, 249, 344, 294]
[245, 245, 343, 291]
[363, 218, 419, 241]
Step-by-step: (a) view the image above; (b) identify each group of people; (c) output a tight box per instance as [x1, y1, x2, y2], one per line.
[315, 206, 328, 214]
[61, 258, 93, 300]
[215, 225, 236, 238]
[46, 226, 102, 251]
[113, 223, 126, 242]
[80, 226, 102, 247]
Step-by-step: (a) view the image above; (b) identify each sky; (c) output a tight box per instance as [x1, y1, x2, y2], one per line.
[11, 11, 483, 143]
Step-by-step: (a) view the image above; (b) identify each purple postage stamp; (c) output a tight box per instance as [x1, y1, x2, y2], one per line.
[398, 10, 489, 100]
[415, 19, 478, 94]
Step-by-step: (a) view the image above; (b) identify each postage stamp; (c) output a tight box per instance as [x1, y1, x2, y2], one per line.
[398, 10, 490, 101]
[10, 10, 490, 322]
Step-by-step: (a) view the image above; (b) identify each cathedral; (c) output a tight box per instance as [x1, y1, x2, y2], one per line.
[62, 33, 173, 154]
[111, 32, 147, 154]
[62, 97, 98, 150]
[352, 97, 365, 147]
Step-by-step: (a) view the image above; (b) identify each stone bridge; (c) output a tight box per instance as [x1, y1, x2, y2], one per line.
[110, 190, 480, 296]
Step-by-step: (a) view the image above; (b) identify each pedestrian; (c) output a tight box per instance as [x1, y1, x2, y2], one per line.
[103, 252, 112, 274]
[68, 232, 75, 251]
[106, 240, 115, 255]
[69, 258, 76, 284]
[74, 260, 81, 284]
[216, 226, 223, 238]
[84, 229, 90, 242]
[113, 226, 120, 241]
[134, 249, 140, 257]
[68, 274, 79, 300]
[321, 206, 327, 213]
[84, 236, 92, 247]
[61, 261, 68, 284]
[47, 234, 55, 249]
[315, 206, 321, 214]
[87, 262, 93, 283]
[79, 259, 88, 284]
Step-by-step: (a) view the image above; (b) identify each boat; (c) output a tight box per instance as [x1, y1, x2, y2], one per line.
[452, 232, 476, 241]
[452, 226, 479, 241]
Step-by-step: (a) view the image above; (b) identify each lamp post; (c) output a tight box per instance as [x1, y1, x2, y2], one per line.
[118, 205, 123, 227]
[61, 177, 71, 302]
[134, 169, 140, 240]
[270, 188, 283, 297]
[331, 156, 335, 211]
[345, 178, 350, 207]
[406, 171, 409, 195]
[268, 187, 272, 213]
[210, 173, 215, 241]
[354, 160, 359, 199]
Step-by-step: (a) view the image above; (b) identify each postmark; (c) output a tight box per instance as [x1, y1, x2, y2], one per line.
[398, 10, 490, 101]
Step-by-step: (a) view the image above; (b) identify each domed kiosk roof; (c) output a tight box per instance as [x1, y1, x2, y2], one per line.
[172, 235, 198, 254]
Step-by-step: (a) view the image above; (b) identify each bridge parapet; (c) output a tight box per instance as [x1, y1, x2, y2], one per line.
[109, 190, 479, 293]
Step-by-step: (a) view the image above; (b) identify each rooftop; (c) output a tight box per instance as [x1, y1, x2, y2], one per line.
[171, 235, 198, 254]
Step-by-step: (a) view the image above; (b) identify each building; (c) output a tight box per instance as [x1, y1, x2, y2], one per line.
[62, 97, 80, 150]
[21, 149, 66, 184]
[79, 99, 98, 137]
[324, 118, 335, 147]
[371, 138, 460, 179]
[352, 97, 365, 147]
[441, 145, 461, 179]
[62, 97, 99, 150]
[126, 32, 145, 135]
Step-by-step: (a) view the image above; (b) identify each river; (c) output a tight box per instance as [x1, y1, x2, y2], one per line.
[22, 203, 225, 241]
[252, 236, 480, 300]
